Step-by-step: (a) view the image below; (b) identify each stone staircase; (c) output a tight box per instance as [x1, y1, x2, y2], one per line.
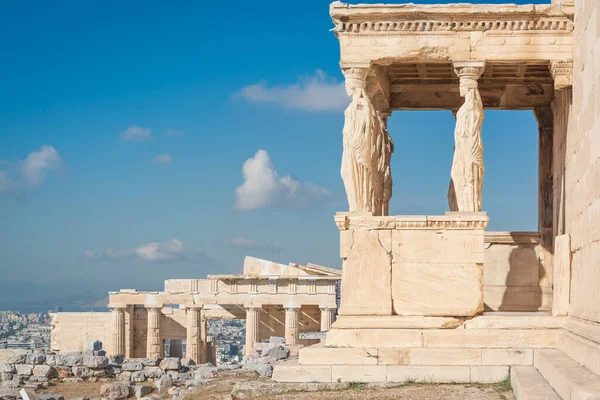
[272, 314, 600, 400]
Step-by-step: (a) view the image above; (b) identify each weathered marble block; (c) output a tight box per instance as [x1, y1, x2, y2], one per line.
[336, 212, 488, 318]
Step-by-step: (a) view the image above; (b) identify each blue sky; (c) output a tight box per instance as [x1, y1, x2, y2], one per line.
[0, 0, 544, 304]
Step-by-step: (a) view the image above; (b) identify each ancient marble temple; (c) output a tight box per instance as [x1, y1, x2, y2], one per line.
[273, 0, 600, 396]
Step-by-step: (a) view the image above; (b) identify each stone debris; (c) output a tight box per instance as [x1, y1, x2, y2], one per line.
[154, 374, 172, 392]
[231, 381, 350, 400]
[37, 395, 64, 400]
[133, 385, 152, 399]
[100, 382, 132, 400]
[158, 358, 180, 372]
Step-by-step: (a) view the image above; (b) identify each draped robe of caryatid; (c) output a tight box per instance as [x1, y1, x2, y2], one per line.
[341, 89, 381, 214]
[372, 113, 393, 216]
[449, 85, 485, 212]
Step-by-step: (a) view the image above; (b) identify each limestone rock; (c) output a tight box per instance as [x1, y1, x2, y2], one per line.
[158, 358, 180, 371]
[0, 366, 15, 375]
[100, 382, 132, 400]
[57, 355, 83, 367]
[110, 355, 124, 365]
[133, 386, 152, 399]
[38, 394, 65, 400]
[0, 382, 18, 389]
[45, 356, 56, 366]
[0, 373, 14, 383]
[262, 345, 289, 361]
[61, 378, 83, 383]
[107, 365, 121, 375]
[185, 379, 210, 389]
[130, 371, 145, 382]
[26, 353, 46, 366]
[121, 362, 143, 372]
[14, 365, 32, 376]
[142, 367, 163, 379]
[194, 367, 217, 379]
[116, 372, 131, 382]
[0, 388, 18, 400]
[269, 337, 285, 345]
[169, 373, 190, 384]
[180, 359, 195, 368]
[155, 374, 172, 392]
[241, 363, 273, 377]
[72, 366, 93, 378]
[32, 366, 57, 379]
[54, 367, 72, 379]
[7, 355, 26, 365]
[83, 356, 108, 369]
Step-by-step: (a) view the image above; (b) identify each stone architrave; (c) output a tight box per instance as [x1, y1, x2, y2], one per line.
[449, 61, 486, 212]
[341, 68, 392, 216]
[110, 305, 126, 356]
[146, 307, 162, 359]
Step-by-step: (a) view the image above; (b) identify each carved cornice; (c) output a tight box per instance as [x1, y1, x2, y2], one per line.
[335, 214, 489, 231]
[332, 18, 573, 35]
[550, 60, 573, 90]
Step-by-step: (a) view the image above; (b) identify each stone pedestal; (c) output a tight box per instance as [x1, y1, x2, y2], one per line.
[110, 305, 126, 356]
[285, 307, 300, 345]
[146, 307, 162, 359]
[335, 212, 488, 318]
[245, 305, 261, 355]
[186, 305, 203, 363]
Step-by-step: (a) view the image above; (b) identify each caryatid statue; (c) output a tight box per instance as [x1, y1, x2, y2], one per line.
[449, 62, 485, 212]
[341, 68, 392, 216]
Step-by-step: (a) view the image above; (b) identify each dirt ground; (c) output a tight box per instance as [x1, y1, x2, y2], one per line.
[186, 373, 515, 400]
[38, 381, 105, 399]
[37, 374, 515, 400]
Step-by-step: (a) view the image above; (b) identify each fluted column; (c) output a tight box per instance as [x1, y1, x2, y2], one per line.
[319, 306, 337, 332]
[186, 305, 203, 363]
[284, 307, 299, 345]
[146, 306, 162, 359]
[244, 305, 261, 355]
[110, 305, 126, 356]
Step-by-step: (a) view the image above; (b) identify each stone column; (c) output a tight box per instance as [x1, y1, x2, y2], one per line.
[319, 306, 337, 332]
[146, 306, 162, 359]
[449, 60, 486, 212]
[284, 307, 299, 345]
[244, 305, 261, 356]
[110, 305, 126, 356]
[186, 305, 203, 363]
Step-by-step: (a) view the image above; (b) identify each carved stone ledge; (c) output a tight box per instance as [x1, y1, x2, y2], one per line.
[453, 60, 486, 80]
[333, 18, 574, 34]
[550, 60, 573, 90]
[335, 213, 489, 231]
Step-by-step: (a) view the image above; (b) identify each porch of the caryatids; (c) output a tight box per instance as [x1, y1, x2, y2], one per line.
[448, 61, 486, 212]
[340, 66, 394, 217]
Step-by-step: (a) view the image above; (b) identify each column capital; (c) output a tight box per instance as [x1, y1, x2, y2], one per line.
[452, 60, 486, 80]
[319, 305, 338, 311]
[108, 304, 127, 310]
[144, 305, 163, 312]
[342, 67, 369, 93]
[244, 304, 262, 310]
[550, 60, 573, 90]
[186, 304, 204, 311]
[284, 305, 300, 311]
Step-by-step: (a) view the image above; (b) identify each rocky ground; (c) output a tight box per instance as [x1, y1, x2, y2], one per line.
[0, 338, 515, 400]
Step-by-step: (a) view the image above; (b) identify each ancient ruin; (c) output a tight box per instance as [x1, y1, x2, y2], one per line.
[272, 0, 600, 396]
[50, 257, 340, 364]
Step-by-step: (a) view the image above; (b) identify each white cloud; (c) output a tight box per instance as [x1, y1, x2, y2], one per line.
[121, 125, 152, 142]
[84, 239, 206, 263]
[0, 146, 64, 196]
[152, 154, 173, 165]
[166, 129, 185, 137]
[235, 150, 331, 210]
[21, 146, 63, 186]
[229, 237, 258, 247]
[235, 69, 349, 112]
